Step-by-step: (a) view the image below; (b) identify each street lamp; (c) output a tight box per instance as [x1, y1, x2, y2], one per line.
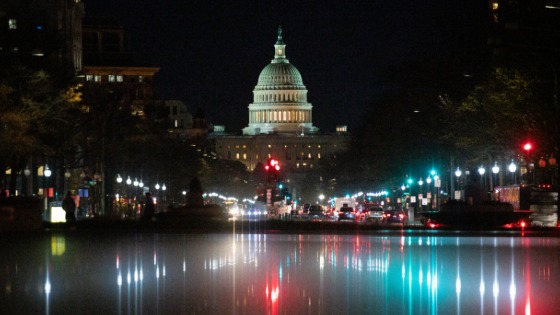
[455, 167, 462, 177]
[492, 162, 500, 174]
[508, 160, 517, 184]
[64, 169, 72, 193]
[23, 166, 31, 196]
[116, 174, 123, 184]
[43, 164, 52, 211]
[478, 165, 486, 176]
[319, 193, 325, 206]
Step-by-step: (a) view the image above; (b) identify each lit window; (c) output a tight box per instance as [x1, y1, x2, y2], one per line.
[243, 145, 246, 149]
[86, 75, 93, 82]
[235, 145, 240, 149]
[492, 2, 498, 10]
[8, 19, 17, 29]
[268, 144, 272, 148]
[138, 76, 143, 82]
[318, 153, 321, 159]
[108, 75, 116, 82]
[116, 75, 123, 82]
[94, 75, 101, 82]
[308, 153, 312, 159]
[243, 153, 247, 160]
[296, 163, 300, 168]
[236, 153, 240, 159]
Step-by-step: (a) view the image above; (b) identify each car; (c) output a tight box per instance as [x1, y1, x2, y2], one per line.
[366, 207, 384, 224]
[338, 206, 357, 222]
[381, 210, 408, 226]
[307, 205, 325, 221]
[300, 203, 311, 215]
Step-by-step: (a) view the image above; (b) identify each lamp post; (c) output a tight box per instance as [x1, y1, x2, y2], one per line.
[454, 167, 462, 199]
[64, 169, 72, 193]
[23, 166, 31, 196]
[549, 155, 557, 185]
[508, 160, 517, 185]
[490, 161, 499, 193]
[43, 164, 52, 211]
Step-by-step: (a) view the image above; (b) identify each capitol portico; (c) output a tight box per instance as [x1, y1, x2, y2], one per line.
[210, 27, 349, 173]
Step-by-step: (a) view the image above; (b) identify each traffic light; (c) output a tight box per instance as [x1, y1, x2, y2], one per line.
[265, 158, 281, 183]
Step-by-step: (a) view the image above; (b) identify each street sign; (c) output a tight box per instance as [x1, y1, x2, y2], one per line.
[434, 179, 441, 188]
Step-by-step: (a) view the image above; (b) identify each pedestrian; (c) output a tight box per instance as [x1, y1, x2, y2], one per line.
[142, 192, 155, 220]
[62, 191, 77, 224]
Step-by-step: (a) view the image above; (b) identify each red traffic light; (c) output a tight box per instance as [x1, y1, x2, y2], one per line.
[523, 143, 532, 152]
[266, 158, 280, 171]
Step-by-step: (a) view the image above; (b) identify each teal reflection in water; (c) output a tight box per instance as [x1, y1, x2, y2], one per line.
[1, 233, 560, 314]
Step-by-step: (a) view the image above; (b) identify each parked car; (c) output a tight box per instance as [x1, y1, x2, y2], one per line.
[381, 210, 408, 226]
[308, 205, 325, 221]
[338, 206, 356, 222]
[366, 207, 384, 224]
[301, 203, 311, 214]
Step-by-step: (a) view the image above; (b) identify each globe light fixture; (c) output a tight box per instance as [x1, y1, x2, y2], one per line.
[155, 183, 160, 190]
[492, 162, 500, 174]
[478, 166, 485, 176]
[116, 174, 123, 183]
[426, 176, 432, 184]
[24, 166, 31, 177]
[455, 167, 462, 177]
[44, 164, 52, 178]
[133, 178, 139, 187]
[139, 180, 144, 188]
[162, 183, 166, 191]
[126, 176, 132, 185]
[418, 178, 424, 186]
[508, 161, 517, 173]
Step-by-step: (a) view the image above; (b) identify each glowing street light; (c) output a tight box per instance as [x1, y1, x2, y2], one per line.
[455, 167, 462, 177]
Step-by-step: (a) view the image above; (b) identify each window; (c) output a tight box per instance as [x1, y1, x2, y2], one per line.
[243, 153, 247, 160]
[116, 75, 123, 82]
[108, 75, 116, 82]
[138, 76, 143, 82]
[86, 75, 93, 82]
[94, 75, 102, 82]
[8, 19, 17, 29]
[236, 153, 240, 159]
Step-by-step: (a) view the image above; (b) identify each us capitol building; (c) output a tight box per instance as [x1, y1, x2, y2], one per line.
[209, 27, 349, 174]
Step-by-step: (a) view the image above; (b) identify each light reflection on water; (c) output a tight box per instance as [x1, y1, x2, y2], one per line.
[1, 232, 560, 315]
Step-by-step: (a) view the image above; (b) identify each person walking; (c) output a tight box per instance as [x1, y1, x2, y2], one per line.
[142, 192, 155, 220]
[62, 191, 77, 224]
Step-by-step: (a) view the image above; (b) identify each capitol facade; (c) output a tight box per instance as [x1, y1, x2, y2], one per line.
[210, 27, 349, 173]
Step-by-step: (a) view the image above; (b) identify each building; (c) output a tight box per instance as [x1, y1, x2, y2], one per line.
[80, 16, 160, 116]
[0, 0, 84, 72]
[209, 27, 349, 174]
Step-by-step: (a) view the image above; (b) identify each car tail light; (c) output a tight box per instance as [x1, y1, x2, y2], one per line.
[399, 214, 404, 219]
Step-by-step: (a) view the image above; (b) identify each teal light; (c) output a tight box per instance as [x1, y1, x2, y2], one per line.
[430, 170, 436, 176]
[407, 178, 413, 185]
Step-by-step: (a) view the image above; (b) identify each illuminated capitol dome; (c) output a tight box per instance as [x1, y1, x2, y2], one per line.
[210, 26, 348, 175]
[242, 26, 318, 135]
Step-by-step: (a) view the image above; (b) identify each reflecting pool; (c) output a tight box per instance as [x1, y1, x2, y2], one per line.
[1, 231, 560, 314]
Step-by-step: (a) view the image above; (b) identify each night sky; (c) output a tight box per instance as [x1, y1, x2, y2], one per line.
[84, 1, 488, 133]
